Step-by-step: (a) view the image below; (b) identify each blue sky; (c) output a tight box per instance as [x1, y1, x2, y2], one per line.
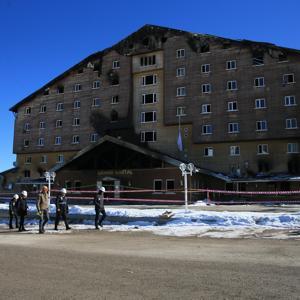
[1, 0, 300, 172]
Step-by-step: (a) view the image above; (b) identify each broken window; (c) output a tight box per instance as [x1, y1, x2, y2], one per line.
[166, 180, 175, 191]
[252, 53, 264, 65]
[141, 131, 157, 142]
[153, 179, 162, 191]
[57, 85, 64, 94]
[43, 88, 50, 96]
[283, 73, 295, 84]
[140, 55, 156, 66]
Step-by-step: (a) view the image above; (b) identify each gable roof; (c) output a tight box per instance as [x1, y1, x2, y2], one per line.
[51, 135, 230, 182]
[9, 24, 300, 112]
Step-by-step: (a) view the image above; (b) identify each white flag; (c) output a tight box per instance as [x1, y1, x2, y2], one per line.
[177, 129, 183, 151]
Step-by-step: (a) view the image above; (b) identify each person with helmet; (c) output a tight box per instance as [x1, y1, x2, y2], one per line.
[94, 187, 107, 229]
[16, 190, 28, 232]
[9, 194, 19, 229]
[54, 188, 71, 230]
[37, 185, 50, 234]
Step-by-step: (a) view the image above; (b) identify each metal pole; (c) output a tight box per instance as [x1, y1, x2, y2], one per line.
[48, 176, 51, 206]
[184, 171, 188, 212]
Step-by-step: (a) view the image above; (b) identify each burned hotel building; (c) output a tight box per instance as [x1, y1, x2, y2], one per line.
[2, 25, 300, 196]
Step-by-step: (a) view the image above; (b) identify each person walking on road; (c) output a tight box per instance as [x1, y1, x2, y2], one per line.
[16, 190, 28, 232]
[37, 185, 50, 234]
[54, 188, 71, 230]
[9, 194, 19, 229]
[94, 187, 107, 229]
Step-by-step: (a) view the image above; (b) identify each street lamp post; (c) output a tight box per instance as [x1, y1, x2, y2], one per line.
[44, 171, 56, 206]
[179, 163, 197, 212]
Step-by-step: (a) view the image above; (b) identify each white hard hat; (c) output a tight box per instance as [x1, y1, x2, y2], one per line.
[21, 190, 28, 197]
[60, 188, 67, 194]
[99, 187, 106, 192]
[13, 194, 19, 200]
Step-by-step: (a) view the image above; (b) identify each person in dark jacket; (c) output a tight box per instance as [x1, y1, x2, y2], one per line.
[9, 194, 19, 229]
[54, 188, 71, 230]
[94, 187, 106, 229]
[37, 185, 49, 234]
[16, 190, 28, 232]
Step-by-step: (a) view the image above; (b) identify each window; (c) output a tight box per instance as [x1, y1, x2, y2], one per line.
[57, 85, 64, 94]
[283, 73, 295, 84]
[166, 179, 175, 191]
[201, 64, 210, 73]
[73, 118, 80, 126]
[140, 55, 156, 66]
[202, 124, 212, 135]
[257, 144, 269, 155]
[74, 181, 81, 190]
[176, 87, 186, 97]
[40, 105, 46, 113]
[142, 93, 157, 104]
[255, 98, 266, 109]
[40, 155, 47, 164]
[227, 101, 238, 111]
[176, 67, 185, 77]
[55, 136, 62, 145]
[77, 68, 83, 74]
[256, 120, 268, 131]
[230, 146, 240, 156]
[92, 81, 100, 89]
[72, 135, 80, 144]
[56, 120, 62, 128]
[287, 143, 299, 153]
[141, 131, 157, 142]
[92, 98, 101, 107]
[226, 60, 236, 70]
[43, 88, 49, 96]
[202, 84, 211, 94]
[141, 111, 157, 123]
[252, 54, 264, 66]
[228, 123, 239, 133]
[23, 140, 29, 147]
[56, 102, 64, 111]
[39, 121, 46, 129]
[38, 138, 44, 147]
[204, 147, 214, 157]
[227, 80, 237, 90]
[57, 154, 64, 164]
[154, 179, 162, 192]
[25, 107, 31, 115]
[286, 118, 297, 129]
[201, 104, 211, 114]
[111, 110, 118, 122]
[74, 84, 82, 92]
[176, 106, 186, 116]
[25, 156, 32, 164]
[284, 95, 296, 106]
[24, 123, 30, 132]
[176, 49, 185, 58]
[112, 60, 120, 69]
[73, 100, 81, 109]
[90, 133, 98, 143]
[142, 74, 157, 85]
[254, 77, 265, 87]
[111, 95, 119, 104]
[24, 170, 31, 178]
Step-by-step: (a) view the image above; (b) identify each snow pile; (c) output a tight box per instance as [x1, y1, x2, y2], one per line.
[1, 203, 299, 239]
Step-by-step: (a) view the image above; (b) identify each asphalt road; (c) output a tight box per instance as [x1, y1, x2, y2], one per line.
[0, 230, 299, 300]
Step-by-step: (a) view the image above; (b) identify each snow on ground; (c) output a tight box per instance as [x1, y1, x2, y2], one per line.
[1, 202, 300, 239]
